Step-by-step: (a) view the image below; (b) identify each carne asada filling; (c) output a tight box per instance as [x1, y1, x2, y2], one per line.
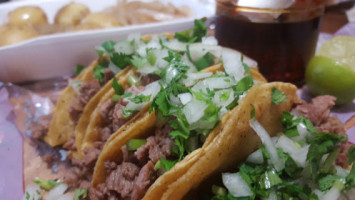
[89, 125, 174, 200]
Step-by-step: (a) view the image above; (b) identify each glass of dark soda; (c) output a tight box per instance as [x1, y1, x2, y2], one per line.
[215, 0, 325, 86]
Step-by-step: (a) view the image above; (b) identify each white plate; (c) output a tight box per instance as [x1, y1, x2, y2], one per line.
[0, 0, 215, 83]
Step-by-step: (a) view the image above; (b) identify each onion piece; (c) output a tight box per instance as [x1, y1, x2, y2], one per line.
[164, 38, 187, 51]
[191, 77, 236, 93]
[202, 36, 218, 45]
[294, 123, 310, 141]
[189, 43, 222, 61]
[45, 184, 68, 200]
[178, 93, 192, 105]
[108, 61, 121, 74]
[212, 89, 234, 108]
[183, 71, 213, 87]
[275, 135, 309, 167]
[114, 40, 134, 55]
[249, 119, 284, 171]
[322, 181, 343, 200]
[23, 183, 42, 200]
[246, 149, 264, 164]
[222, 172, 253, 198]
[125, 81, 161, 111]
[182, 96, 208, 124]
[221, 48, 245, 82]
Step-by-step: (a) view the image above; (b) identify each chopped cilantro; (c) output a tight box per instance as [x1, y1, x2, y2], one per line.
[129, 94, 151, 104]
[147, 51, 157, 66]
[110, 52, 132, 69]
[346, 146, 355, 189]
[131, 57, 146, 68]
[194, 52, 215, 71]
[122, 108, 135, 118]
[101, 40, 115, 52]
[174, 19, 207, 43]
[318, 175, 342, 191]
[241, 55, 251, 73]
[126, 139, 147, 151]
[233, 75, 254, 95]
[271, 87, 287, 105]
[112, 77, 124, 95]
[93, 65, 106, 84]
[219, 91, 231, 102]
[250, 104, 255, 120]
[160, 158, 177, 171]
[74, 188, 87, 200]
[75, 64, 85, 76]
[33, 177, 61, 190]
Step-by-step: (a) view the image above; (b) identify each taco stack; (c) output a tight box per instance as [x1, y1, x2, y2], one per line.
[88, 43, 298, 199]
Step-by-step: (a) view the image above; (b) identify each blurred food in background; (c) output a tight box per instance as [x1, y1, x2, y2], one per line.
[0, 0, 192, 47]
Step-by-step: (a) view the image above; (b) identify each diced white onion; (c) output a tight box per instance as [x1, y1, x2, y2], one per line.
[212, 89, 234, 108]
[182, 97, 208, 124]
[293, 123, 310, 141]
[127, 33, 141, 46]
[249, 119, 284, 171]
[152, 49, 169, 69]
[68, 79, 82, 94]
[45, 184, 68, 200]
[183, 72, 213, 87]
[108, 61, 121, 74]
[165, 65, 179, 84]
[222, 172, 253, 198]
[246, 149, 264, 164]
[191, 77, 236, 93]
[126, 81, 161, 111]
[178, 93, 192, 105]
[275, 135, 309, 167]
[189, 43, 222, 61]
[262, 189, 277, 200]
[137, 63, 159, 75]
[221, 48, 245, 82]
[114, 40, 134, 55]
[169, 93, 181, 107]
[336, 166, 350, 177]
[23, 183, 41, 200]
[322, 184, 342, 200]
[202, 36, 218, 45]
[164, 38, 187, 51]
[243, 56, 258, 68]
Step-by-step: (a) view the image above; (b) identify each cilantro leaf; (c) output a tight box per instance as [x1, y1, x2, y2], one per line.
[122, 108, 135, 118]
[75, 64, 85, 76]
[219, 90, 231, 102]
[233, 75, 254, 95]
[129, 94, 151, 104]
[74, 188, 87, 200]
[147, 51, 157, 66]
[250, 104, 256, 120]
[194, 52, 215, 71]
[131, 57, 147, 68]
[241, 55, 251, 73]
[93, 65, 106, 84]
[110, 53, 132, 69]
[174, 19, 207, 43]
[271, 87, 287, 105]
[33, 178, 61, 190]
[318, 175, 341, 191]
[101, 40, 115, 52]
[160, 158, 177, 171]
[112, 77, 124, 95]
[346, 146, 355, 189]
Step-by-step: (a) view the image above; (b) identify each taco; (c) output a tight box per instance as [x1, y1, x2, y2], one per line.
[72, 23, 262, 159]
[89, 46, 298, 200]
[207, 95, 355, 200]
[42, 19, 215, 148]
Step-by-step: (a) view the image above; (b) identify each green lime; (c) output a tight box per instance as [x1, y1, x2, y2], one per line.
[305, 56, 355, 105]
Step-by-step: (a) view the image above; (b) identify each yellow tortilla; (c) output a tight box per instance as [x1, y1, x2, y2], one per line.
[44, 60, 98, 146]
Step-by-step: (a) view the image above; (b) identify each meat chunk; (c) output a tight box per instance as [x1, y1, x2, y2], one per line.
[89, 125, 174, 200]
[295, 95, 351, 168]
[141, 74, 160, 86]
[69, 79, 101, 123]
[103, 69, 115, 85]
[295, 95, 336, 127]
